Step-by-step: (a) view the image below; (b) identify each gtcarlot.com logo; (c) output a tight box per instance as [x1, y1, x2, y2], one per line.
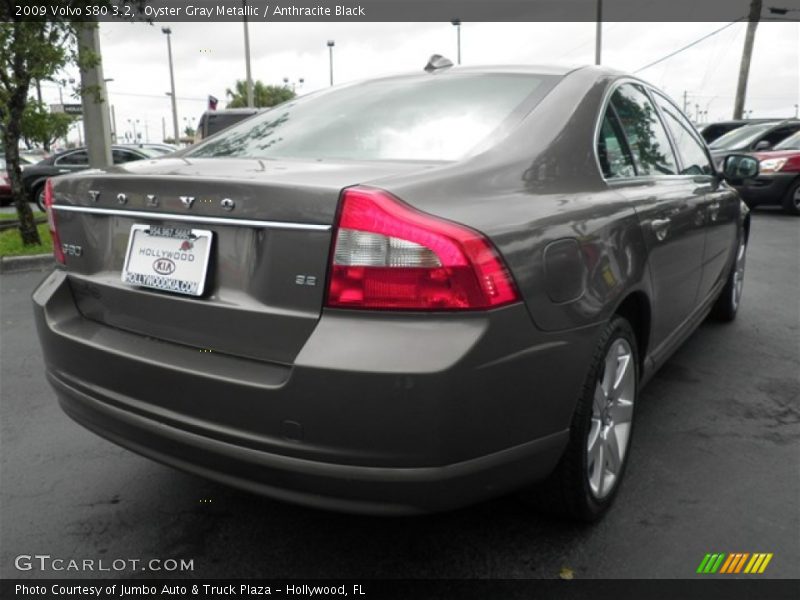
[696, 552, 773, 574]
[14, 554, 194, 573]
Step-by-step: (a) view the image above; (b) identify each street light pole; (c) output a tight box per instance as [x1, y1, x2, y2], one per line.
[595, 0, 603, 65]
[327, 40, 335, 86]
[162, 27, 180, 145]
[243, 1, 254, 107]
[451, 19, 461, 64]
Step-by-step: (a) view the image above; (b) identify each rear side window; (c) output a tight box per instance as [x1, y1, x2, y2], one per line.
[598, 110, 636, 178]
[653, 93, 714, 176]
[54, 150, 88, 166]
[112, 149, 145, 164]
[188, 74, 558, 162]
[611, 84, 677, 176]
[759, 125, 800, 149]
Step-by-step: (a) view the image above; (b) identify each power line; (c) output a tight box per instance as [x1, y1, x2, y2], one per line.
[37, 82, 207, 102]
[633, 19, 745, 74]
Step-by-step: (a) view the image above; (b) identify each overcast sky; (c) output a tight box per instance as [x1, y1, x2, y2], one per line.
[39, 20, 800, 145]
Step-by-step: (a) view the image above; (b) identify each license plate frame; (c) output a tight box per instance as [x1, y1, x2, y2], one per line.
[121, 224, 213, 297]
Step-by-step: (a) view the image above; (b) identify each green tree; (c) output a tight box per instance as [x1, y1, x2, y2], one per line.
[20, 101, 75, 151]
[0, 20, 75, 245]
[225, 80, 295, 109]
[0, 2, 145, 246]
[183, 125, 195, 138]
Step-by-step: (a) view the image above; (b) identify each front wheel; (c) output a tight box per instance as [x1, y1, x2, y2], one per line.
[527, 316, 638, 522]
[710, 233, 746, 322]
[782, 180, 800, 216]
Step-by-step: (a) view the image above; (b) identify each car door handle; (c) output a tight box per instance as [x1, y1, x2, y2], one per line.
[651, 218, 671, 241]
[57, 169, 71, 173]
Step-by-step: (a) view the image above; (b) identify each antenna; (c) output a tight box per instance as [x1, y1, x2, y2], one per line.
[424, 55, 454, 73]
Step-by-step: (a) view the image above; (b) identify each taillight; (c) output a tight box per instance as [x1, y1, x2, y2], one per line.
[325, 186, 520, 310]
[44, 179, 65, 264]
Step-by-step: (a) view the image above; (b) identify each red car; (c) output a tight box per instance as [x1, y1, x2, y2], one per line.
[1, 154, 38, 206]
[733, 130, 800, 215]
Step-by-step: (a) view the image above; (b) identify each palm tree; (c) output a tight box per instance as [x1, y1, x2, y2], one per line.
[225, 80, 295, 109]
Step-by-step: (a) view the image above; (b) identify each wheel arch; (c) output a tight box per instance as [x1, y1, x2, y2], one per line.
[612, 290, 652, 374]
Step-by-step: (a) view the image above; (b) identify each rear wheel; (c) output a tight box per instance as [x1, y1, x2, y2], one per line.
[527, 316, 638, 522]
[710, 233, 746, 322]
[781, 180, 800, 216]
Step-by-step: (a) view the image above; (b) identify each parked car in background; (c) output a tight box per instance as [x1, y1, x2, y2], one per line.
[126, 143, 178, 156]
[709, 119, 800, 169]
[700, 119, 780, 144]
[35, 64, 755, 522]
[22, 145, 155, 212]
[194, 108, 260, 142]
[731, 130, 800, 215]
[1, 154, 36, 206]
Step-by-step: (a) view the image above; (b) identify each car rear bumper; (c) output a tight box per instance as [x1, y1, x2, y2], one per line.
[33, 270, 597, 514]
[734, 173, 796, 206]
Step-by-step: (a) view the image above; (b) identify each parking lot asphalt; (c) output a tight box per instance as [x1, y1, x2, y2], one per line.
[0, 209, 798, 581]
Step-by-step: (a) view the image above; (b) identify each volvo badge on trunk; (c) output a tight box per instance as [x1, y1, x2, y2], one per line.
[180, 196, 195, 208]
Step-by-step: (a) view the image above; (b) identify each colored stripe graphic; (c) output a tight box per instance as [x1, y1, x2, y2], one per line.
[696, 554, 713, 573]
[733, 553, 749, 573]
[719, 554, 736, 573]
[699, 552, 774, 575]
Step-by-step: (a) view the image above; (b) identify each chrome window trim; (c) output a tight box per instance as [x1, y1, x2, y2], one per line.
[51, 205, 331, 231]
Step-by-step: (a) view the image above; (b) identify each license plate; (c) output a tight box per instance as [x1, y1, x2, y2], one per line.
[121, 224, 212, 296]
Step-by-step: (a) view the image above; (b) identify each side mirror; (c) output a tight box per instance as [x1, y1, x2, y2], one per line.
[753, 140, 771, 151]
[722, 154, 759, 181]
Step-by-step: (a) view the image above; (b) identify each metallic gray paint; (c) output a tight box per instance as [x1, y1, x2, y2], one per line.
[33, 65, 747, 513]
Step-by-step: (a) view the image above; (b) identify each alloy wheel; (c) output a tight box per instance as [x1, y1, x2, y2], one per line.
[731, 238, 746, 311]
[587, 338, 635, 499]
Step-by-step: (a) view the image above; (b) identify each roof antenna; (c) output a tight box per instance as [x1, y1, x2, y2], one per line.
[424, 54, 454, 73]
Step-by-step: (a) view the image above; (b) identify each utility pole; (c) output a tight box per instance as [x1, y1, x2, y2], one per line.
[243, 0, 254, 107]
[76, 22, 112, 167]
[595, 0, 602, 65]
[162, 117, 166, 142]
[162, 27, 180, 147]
[733, 0, 762, 119]
[110, 105, 117, 143]
[327, 40, 335, 86]
[451, 19, 461, 64]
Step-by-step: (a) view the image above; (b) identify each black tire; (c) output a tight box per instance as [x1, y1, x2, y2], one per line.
[710, 232, 747, 322]
[526, 316, 638, 522]
[781, 179, 800, 216]
[34, 184, 46, 213]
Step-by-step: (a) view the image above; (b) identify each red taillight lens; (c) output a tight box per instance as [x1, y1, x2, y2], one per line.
[44, 179, 65, 264]
[326, 187, 520, 310]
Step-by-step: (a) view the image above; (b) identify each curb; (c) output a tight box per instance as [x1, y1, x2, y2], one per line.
[0, 253, 54, 274]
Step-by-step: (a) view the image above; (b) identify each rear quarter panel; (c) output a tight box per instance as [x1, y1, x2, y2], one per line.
[372, 67, 652, 334]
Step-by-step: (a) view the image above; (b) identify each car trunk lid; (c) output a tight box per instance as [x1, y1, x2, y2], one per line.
[51, 157, 437, 364]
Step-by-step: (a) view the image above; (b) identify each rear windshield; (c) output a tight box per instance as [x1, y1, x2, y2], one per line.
[187, 74, 557, 161]
[709, 122, 774, 149]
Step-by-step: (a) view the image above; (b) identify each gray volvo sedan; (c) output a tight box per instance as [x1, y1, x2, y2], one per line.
[33, 63, 756, 521]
